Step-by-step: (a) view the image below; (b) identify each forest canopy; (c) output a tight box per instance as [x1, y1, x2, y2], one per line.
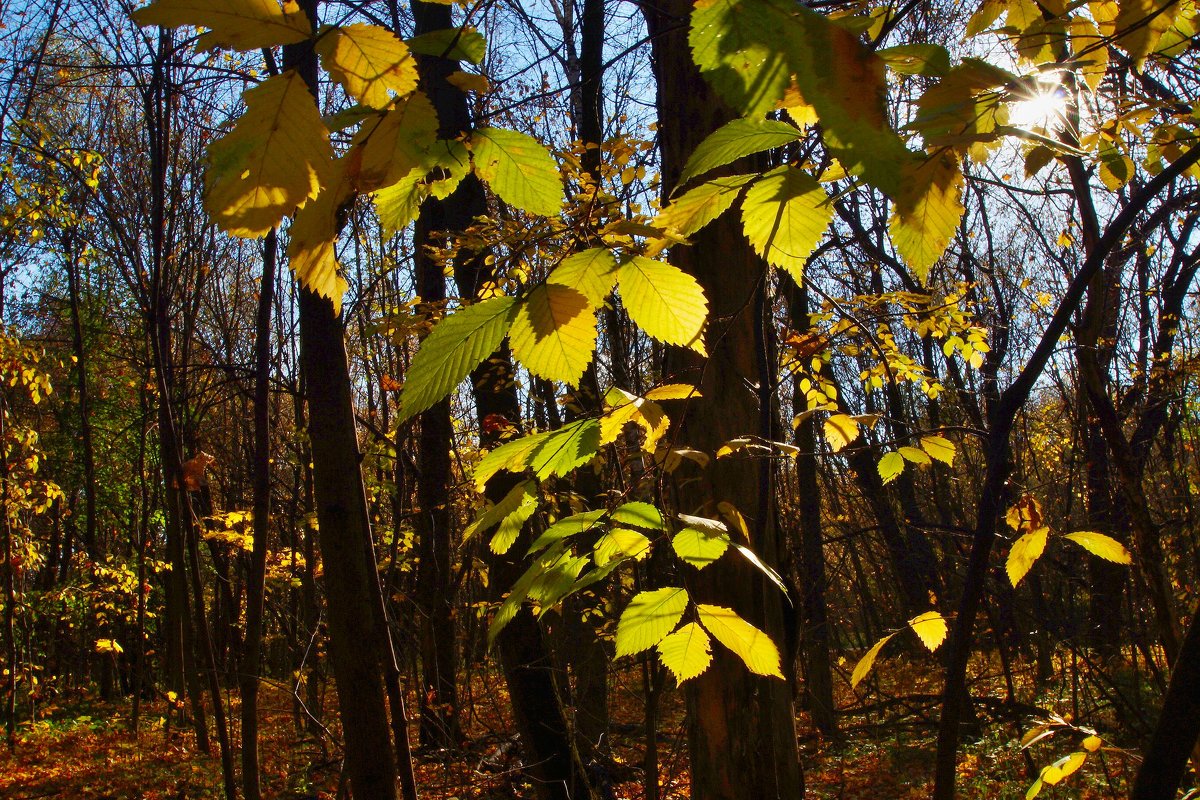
[0, 0, 1197, 798]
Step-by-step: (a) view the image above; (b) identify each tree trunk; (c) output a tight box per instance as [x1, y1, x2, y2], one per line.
[643, 3, 803, 797]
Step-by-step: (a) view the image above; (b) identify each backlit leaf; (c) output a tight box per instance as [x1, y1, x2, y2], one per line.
[399, 296, 517, 422]
[471, 127, 563, 216]
[600, 387, 669, 453]
[509, 284, 597, 386]
[656, 622, 713, 683]
[612, 502, 666, 532]
[473, 419, 602, 490]
[462, 479, 537, 548]
[908, 611, 948, 651]
[741, 166, 832, 281]
[677, 119, 802, 187]
[850, 631, 896, 688]
[1112, 0, 1179, 63]
[824, 413, 860, 452]
[617, 256, 708, 354]
[131, 0, 311, 50]
[1063, 531, 1132, 564]
[594, 528, 651, 565]
[405, 26, 487, 64]
[878, 451, 905, 484]
[672, 527, 730, 569]
[1007, 526, 1050, 587]
[349, 90, 439, 192]
[920, 434, 956, 464]
[205, 71, 334, 238]
[316, 23, 417, 109]
[656, 174, 757, 237]
[528, 510, 606, 556]
[689, 0, 793, 117]
[615, 587, 689, 657]
[877, 44, 951, 76]
[643, 384, 701, 401]
[696, 604, 783, 678]
[547, 248, 618, 307]
[899, 446, 932, 465]
[286, 164, 352, 311]
[1040, 752, 1086, 785]
[889, 151, 964, 282]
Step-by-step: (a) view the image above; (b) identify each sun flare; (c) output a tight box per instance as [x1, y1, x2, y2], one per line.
[1009, 81, 1070, 129]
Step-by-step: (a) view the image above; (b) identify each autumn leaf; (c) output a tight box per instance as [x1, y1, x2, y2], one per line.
[1062, 531, 1132, 564]
[316, 23, 417, 109]
[131, 0, 312, 51]
[508, 284, 597, 386]
[1007, 526, 1049, 587]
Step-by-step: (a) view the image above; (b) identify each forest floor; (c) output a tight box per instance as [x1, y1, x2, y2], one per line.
[0, 656, 1137, 799]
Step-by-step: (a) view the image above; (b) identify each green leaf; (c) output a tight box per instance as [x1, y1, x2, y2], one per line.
[462, 479, 538, 553]
[594, 528, 652, 566]
[877, 451, 905, 484]
[1007, 526, 1050, 587]
[547, 248, 618, 307]
[509, 284, 597, 386]
[316, 23, 417, 109]
[130, 0, 312, 50]
[850, 631, 896, 688]
[740, 166, 832, 281]
[399, 296, 517, 422]
[656, 622, 713, 683]
[689, 0, 793, 117]
[527, 510, 606, 557]
[696, 604, 783, 678]
[920, 434, 956, 464]
[473, 418, 601, 490]
[672, 527, 730, 569]
[404, 26, 487, 64]
[373, 138, 471, 233]
[877, 44, 951, 76]
[615, 588, 689, 658]
[677, 120, 802, 188]
[373, 174, 427, 234]
[889, 151, 964, 282]
[612, 502, 666, 532]
[617, 256, 708, 354]
[908, 611, 948, 651]
[205, 71, 334, 238]
[656, 174, 757, 237]
[471, 127, 563, 216]
[1063, 531, 1132, 565]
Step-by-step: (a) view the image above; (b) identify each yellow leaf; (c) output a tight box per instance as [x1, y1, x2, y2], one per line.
[205, 71, 334, 238]
[823, 413, 860, 452]
[644, 384, 701, 401]
[908, 611, 948, 651]
[131, 0, 311, 51]
[850, 631, 897, 688]
[471, 127, 563, 216]
[316, 23, 417, 109]
[1063, 531, 1132, 565]
[889, 151, 964, 283]
[1006, 495, 1043, 531]
[656, 174, 757, 237]
[696, 604, 783, 678]
[1112, 0, 1180, 64]
[508, 284, 597, 386]
[1007, 526, 1049, 587]
[547, 248, 617, 307]
[594, 528, 652, 566]
[656, 622, 713, 683]
[1040, 751, 1086, 785]
[349, 90, 439, 192]
[740, 165, 832, 281]
[1082, 735, 1102, 752]
[899, 446, 932, 465]
[617, 256, 708, 354]
[286, 162, 352, 312]
[920, 434, 956, 464]
[877, 451, 905, 484]
[445, 71, 490, 94]
[601, 387, 669, 454]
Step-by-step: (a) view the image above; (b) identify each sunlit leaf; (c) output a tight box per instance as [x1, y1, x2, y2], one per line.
[617, 256, 708, 354]
[471, 127, 563, 216]
[824, 413, 860, 452]
[462, 479, 537, 547]
[612, 501, 666, 532]
[205, 71, 334, 238]
[740, 166, 832, 281]
[473, 419, 601, 490]
[1112, 0, 1179, 64]
[850, 631, 896, 688]
[131, 0, 311, 50]
[920, 434, 956, 465]
[908, 611, 948, 651]
[644, 384, 701, 401]
[656, 622, 713, 683]
[1082, 735, 1102, 752]
[316, 23, 417, 109]
[889, 151, 964, 282]
[877, 451, 905, 484]
[594, 528, 652, 566]
[615, 587, 689, 657]
[286, 165, 352, 310]
[677, 119, 802, 187]
[527, 510, 606, 556]
[656, 174, 757, 237]
[509, 284, 597, 386]
[696, 604, 783, 678]
[1063, 531, 1132, 565]
[899, 446, 932, 465]
[1039, 751, 1086, 785]
[349, 90, 439, 192]
[1007, 526, 1050, 587]
[547, 248, 618, 307]
[672, 527, 730, 569]
[399, 296, 517, 422]
[405, 25, 487, 64]
[877, 44, 951, 76]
